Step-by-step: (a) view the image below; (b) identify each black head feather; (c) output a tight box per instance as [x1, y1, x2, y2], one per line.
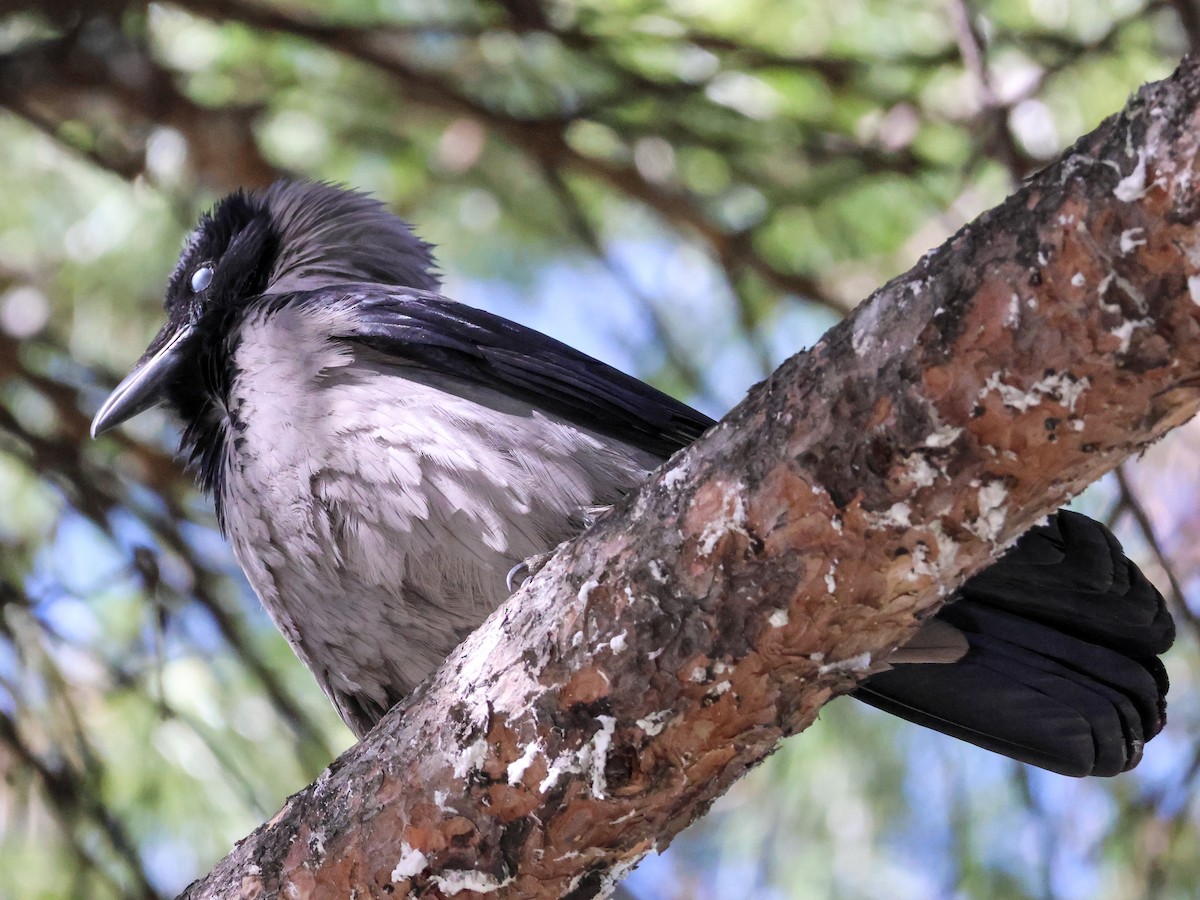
[167, 181, 440, 320]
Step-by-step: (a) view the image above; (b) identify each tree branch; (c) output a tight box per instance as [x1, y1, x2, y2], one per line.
[181, 57, 1200, 898]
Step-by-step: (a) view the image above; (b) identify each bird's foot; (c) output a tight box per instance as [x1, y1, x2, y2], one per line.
[506, 551, 555, 592]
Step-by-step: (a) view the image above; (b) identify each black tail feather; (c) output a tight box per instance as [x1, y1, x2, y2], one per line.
[960, 510, 1173, 657]
[854, 510, 1174, 777]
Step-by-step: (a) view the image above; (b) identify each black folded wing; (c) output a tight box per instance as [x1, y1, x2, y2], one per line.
[320, 288, 713, 458]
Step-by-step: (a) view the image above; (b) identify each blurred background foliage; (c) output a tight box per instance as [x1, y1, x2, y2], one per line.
[0, 0, 1198, 897]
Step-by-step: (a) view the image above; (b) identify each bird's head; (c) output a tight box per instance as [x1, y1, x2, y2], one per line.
[90, 180, 440, 437]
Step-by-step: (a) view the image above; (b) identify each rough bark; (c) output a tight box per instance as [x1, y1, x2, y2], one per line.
[181, 58, 1200, 899]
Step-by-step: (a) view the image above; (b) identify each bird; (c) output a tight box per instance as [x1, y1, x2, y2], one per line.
[91, 180, 1174, 777]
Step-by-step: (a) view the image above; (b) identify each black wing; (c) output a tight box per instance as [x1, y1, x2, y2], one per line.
[320, 288, 715, 458]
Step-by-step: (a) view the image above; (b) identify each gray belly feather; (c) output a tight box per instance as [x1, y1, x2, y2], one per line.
[219, 307, 656, 735]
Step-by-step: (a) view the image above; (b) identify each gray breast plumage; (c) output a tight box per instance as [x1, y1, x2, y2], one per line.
[218, 301, 658, 735]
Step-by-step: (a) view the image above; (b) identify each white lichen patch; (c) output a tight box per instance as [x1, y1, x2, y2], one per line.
[904, 453, 940, 488]
[538, 753, 576, 794]
[1110, 317, 1154, 354]
[537, 716, 617, 798]
[924, 425, 962, 448]
[1006, 292, 1021, 326]
[391, 842, 430, 882]
[980, 371, 1089, 413]
[932, 522, 960, 573]
[697, 482, 749, 555]
[767, 608, 789, 628]
[968, 480, 1008, 542]
[825, 560, 838, 594]
[689, 666, 708, 683]
[596, 629, 629, 654]
[1189, 275, 1200, 306]
[647, 559, 668, 583]
[1119, 227, 1147, 253]
[578, 578, 600, 605]
[308, 830, 326, 857]
[907, 520, 961, 582]
[1071, 272, 1086, 287]
[454, 737, 490, 779]
[1100, 272, 1147, 314]
[1113, 149, 1148, 201]
[866, 501, 912, 533]
[589, 716, 617, 799]
[818, 652, 872, 675]
[637, 710, 673, 736]
[1096, 272, 1117, 311]
[709, 680, 732, 696]
[507, 741, 541, 785]
[431, 871, 513, 895]
[907, 543, 932, 581]
[660, 460, 690, 492]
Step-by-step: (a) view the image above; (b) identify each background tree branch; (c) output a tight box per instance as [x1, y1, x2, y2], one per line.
[179, 56, 1200, 900]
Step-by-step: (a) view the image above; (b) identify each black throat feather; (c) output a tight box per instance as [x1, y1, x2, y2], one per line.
[168, 196, 281, 527]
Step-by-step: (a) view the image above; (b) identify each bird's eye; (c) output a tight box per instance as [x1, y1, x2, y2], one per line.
[190, 266, 214, 293]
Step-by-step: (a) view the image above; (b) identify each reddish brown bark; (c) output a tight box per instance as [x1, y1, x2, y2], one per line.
[181, 58, 1200, 899]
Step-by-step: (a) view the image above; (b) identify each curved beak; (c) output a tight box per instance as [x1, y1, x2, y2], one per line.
[91, 324, 193, 437]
